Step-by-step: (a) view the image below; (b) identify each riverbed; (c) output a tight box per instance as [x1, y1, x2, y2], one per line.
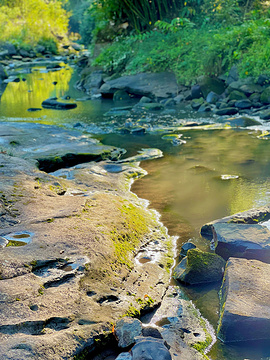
[1, 62, 270, 360]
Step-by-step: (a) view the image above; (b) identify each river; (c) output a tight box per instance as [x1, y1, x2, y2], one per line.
[1, 62, 270, 360]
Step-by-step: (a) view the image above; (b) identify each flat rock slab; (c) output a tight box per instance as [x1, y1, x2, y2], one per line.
[201, 205, 270, 237]
[0, 122, 121, 172]
[100, 72, 179, 99]
[217, 258, 270, 342]
[212, 223, 270, 262]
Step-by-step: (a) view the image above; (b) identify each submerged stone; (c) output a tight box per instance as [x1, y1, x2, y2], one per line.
[217, 257, 270, 343]
[41, 98, 77, 110]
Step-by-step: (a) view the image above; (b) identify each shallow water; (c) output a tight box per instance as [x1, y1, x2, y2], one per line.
[1, 64, 270, 359]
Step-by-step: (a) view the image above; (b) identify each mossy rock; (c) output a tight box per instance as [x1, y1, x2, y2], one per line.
[260, 87, 270, 104]
[173, 248, 226, 285]
[228, 90, 247, 101]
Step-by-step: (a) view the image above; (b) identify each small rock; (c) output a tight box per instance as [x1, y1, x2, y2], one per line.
[115, 317, 143, 348]
[206, 91, 219, 104]
[234, 99, 252, 109]
[41, 98, 77, 110]
[215, 107, 238, 116]
[131, 336, 172, 360]
[180, 242, 196, 257]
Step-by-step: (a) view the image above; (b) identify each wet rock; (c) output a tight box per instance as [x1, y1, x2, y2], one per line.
[228, 78, 254, 92]
[131, 337, 171, 360]
[249, 92, 261, 103]
[215, 107, 238, 116]
[198, 103, 211, 112]
[100, 72, 179, 99]
[234, 99, 252, 109]
[41, 98, 77, 110]
[139, 102, 164, 111]
[180, 242, 196, 257]
[105, 106, 132, 117]
[1, 43, 17, 56]
[212, 223, 270, 262]
[217, 257, 270, 342]
[115, 317, 143, 348]
[173, 249, 225, 285]
[219, 116, 261, 127]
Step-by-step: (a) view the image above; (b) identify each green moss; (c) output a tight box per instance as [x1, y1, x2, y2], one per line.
[6, 240, 27, 247]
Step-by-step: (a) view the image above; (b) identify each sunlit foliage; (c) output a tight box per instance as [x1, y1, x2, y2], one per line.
[0, 0, 69, 49]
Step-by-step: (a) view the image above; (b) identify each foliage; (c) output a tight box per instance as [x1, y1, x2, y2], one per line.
[93, 11, 270, 84]
[0, 0, 69, 49]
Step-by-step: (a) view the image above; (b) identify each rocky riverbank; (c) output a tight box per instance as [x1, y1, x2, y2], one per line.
[0, 121, 212, 360]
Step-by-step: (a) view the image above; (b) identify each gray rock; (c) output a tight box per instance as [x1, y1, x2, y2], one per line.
[239, 83, 263, 95]
[174, 94, 184, 103]
[180, 242, 196, 257]
[131, 337, 172, 360]
[212, 223, 270, 262]
[100, 72, 179, 99]
[173, 249, 225, 285]
[234, 99, 252, 109]
[217, 257, 270, 342]
[84, 71, 103, 92]
[19, 49, 30, 58]
[115, 317, 143, 348]
[249, 92, 261, 103]
[198, 104, 211, 112]
[215, 107, 238, 116]
[201, 205, 270, 237]
[41, 98, 77, 110]
[206, 91, 219, 104]
[141, 103, 164, 111]
[228, 77, 255, 92]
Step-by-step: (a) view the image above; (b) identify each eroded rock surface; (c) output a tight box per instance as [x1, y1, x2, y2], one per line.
[0, 123, 174, 360]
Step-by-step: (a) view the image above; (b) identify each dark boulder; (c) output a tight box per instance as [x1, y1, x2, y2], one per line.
[41, 98, 77, 110]
[197, 75, 226, 97]
[27, 108, 42, 112]
[191, 84, 203, 99]
[259, 109, 270, 120]
[215, 107, 238, 116]
[217, 257, 270, 342]
[212, 223, 270, 262]
[239, 84, 263, 96]
[173, 248, 225, 285]
[113, 90, 131, 101]
[1, 43, 17, 56]
[234, 99, 253, 109]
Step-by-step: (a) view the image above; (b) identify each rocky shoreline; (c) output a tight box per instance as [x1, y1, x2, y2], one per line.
[0, 121, 213, 360]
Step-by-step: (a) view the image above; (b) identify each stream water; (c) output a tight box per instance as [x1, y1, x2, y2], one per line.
[1, 63, 270, 360]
